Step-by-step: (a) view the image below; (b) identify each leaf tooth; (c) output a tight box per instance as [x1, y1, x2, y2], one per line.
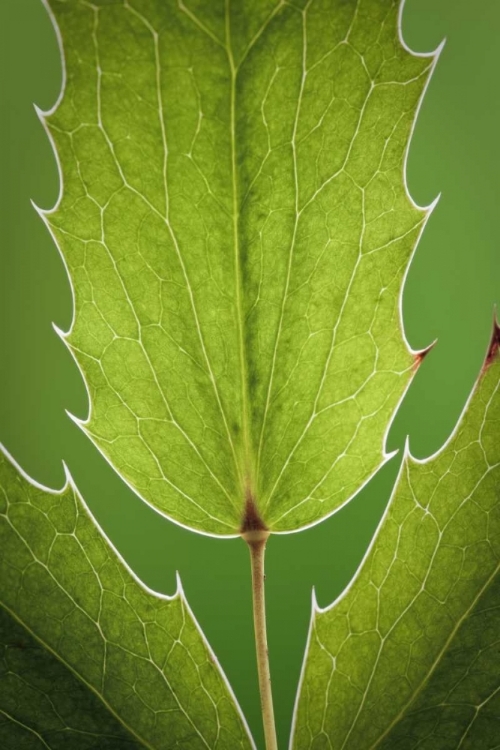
[65, 407, 86, 429]
[413, 338, 436, 369]
[398, 192, 441, 363]
[30, 107, 63, 217]
[483, 310, 500, 370]
[52, 320, 69, 341]
[174, 569, 185, 600]
[0, 442, 70, 496]
[310, 586, 321, 615]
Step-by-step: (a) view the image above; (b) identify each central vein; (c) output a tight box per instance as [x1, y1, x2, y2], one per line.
[226, 1, 255, 510]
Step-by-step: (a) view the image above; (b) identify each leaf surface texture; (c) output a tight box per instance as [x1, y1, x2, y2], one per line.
[44, 0, 436, 534]
[0, 452, 253, 749]
[292, 355, 500, 749]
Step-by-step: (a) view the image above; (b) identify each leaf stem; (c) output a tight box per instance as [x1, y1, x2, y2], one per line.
[244, 529, 278, 750]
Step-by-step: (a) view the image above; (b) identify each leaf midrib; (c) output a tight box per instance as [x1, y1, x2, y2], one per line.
[226, 0, 254, 508]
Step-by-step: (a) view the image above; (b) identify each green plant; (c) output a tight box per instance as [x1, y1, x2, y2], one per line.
[1, 0, 499, 748]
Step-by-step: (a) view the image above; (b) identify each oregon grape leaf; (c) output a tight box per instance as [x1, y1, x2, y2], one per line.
[40, 0, 439, 535]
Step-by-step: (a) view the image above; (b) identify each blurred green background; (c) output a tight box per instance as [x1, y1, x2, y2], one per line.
[0, 1, 498, 747]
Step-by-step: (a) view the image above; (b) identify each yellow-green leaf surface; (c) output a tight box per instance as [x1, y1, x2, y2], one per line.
[292, 340, 500, 749]
[0, 449, 254, 749]
[40, 0, 439, 535]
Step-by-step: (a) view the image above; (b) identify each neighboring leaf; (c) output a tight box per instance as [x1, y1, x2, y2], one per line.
[0, 607, 141, 749]
[40, 0, 439, 535]
[0, 449, 254, 749]
[292, 333, 500, 749]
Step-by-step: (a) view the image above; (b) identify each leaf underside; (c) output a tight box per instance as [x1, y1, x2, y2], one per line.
[292, 354, 500, 750]
[44, 0, 436, 535]
[0, 607, 141, 749]
[0, 453, 253, 749]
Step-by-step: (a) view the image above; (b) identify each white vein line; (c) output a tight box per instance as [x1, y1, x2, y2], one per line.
[456, 683, 500, 750]
[69, 228, 236, 522]
[177, 1, 225, 49]
[0, 709, 53, 750]
[238, 1, 285, 68]
[241, 65, 280, 208]
[298, 369, 500, 748]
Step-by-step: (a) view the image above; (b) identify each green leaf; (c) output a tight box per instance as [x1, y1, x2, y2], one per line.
[292, 341, 500, 749]
[0, 449, 254, 749]
[0, 607, 142, 749]
[40, 0, 439, 535]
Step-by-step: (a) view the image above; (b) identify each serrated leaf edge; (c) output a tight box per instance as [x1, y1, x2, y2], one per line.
[0, 441, 257, 749]
[289, 315, 499, 749]
[34, 0, 445, 539]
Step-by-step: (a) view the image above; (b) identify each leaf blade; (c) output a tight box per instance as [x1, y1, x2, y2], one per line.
[42, 0, 438, 535]
[0, 607, 142, 749]
[0, 448, 254, 749]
